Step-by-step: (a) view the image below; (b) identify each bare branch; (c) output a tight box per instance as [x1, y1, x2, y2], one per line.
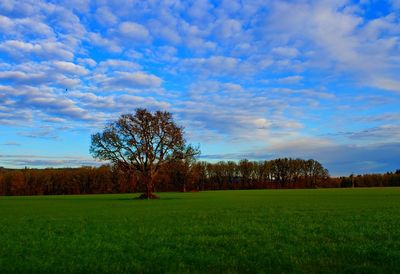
[90, 108, 200, 196]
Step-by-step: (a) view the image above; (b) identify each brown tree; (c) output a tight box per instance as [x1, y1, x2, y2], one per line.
[90, 108, 199, 199]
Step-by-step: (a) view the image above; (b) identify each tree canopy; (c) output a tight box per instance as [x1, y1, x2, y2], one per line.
[90, 108, 199, 198]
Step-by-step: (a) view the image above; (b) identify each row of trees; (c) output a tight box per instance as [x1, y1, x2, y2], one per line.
[0, 166, 132, 196]
[0, 158, 328, 196]
[169, 158, 330, 191]
[340, 170, 400, 188]
[1, 163, 399, 196]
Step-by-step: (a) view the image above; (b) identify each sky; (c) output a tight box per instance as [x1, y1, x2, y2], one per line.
[0, 0, 399, 176]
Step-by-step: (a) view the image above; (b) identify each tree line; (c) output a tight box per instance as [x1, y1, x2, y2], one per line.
[1, 161, 399, 196]
[0, 158, 325, 196]
[339, 170, 400, 188]
[173, 158, 330, 191]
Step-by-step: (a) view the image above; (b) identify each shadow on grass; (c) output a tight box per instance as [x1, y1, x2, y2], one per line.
[116, 197, 182, 201]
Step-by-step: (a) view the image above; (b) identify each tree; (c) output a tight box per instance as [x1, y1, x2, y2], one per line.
[90, 108, 199, 199]
[238, 159, 254, 185]
[303, 159, 329, 187]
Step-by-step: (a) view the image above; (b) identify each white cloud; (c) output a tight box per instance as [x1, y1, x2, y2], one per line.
[40, 41, 74, 60]
[370, 77, 400, 93]
[148, 19, 181, 44]
[97, 59, 141, 71]
[272, 47, 300, 58]
[268, 137, 334, 152]
[0, 71, 48, 85]
[25, 94, 93, 121]
[53, 61, 88, 76]
[0, 60, 86, 88]
[77, 58, 97, 67]
[215, 18, 242, 39]
[0, 154, 100, 168]
[275, 75, 303, 84]
[177, 80, 308, 143]
[10, 17, 54, 37]
[95, 6, 118, 26]
[0, 15, 14, 32]
[261, 1, 400, 91]
[182, 56, 240, 75]
[118, 94, 170, 110]
[118, 21, 150, 42]
[42, 117, 67, 123]
[58, 0, 90, 13]
[254, 118, 271, 129]
[100, 72, 163, 89]
[187, 0, 214, 20]
[222, 83, 243, 92]
[87, 32, 122, 53]
[0, 40, 74, 60]
[0, 40, 41, 53]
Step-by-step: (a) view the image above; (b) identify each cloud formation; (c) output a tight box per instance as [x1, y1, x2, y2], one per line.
[0, 0, 399, 174]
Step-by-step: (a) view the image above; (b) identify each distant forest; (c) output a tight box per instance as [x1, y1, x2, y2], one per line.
[0, 158, 399, 196]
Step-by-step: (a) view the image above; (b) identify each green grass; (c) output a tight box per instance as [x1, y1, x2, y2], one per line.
[0, 188, 399, 273]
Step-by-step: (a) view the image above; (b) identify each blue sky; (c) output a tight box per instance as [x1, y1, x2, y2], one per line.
[0, 0, 399, 175]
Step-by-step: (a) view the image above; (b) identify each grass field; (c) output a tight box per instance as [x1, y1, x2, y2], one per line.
[0, 188, 399, 273]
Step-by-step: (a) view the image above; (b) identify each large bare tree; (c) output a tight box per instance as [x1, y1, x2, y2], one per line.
[90, 108, 199, 199]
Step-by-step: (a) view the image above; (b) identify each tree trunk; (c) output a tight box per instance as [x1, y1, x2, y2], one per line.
[138, 171, 159, 199]
[145, 172, 152, 198]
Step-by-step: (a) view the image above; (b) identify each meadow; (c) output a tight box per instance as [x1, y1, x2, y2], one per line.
[0, 188, 399, 273]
